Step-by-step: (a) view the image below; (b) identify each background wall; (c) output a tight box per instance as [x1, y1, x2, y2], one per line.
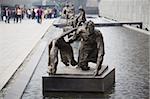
[98, 0, 150, 30]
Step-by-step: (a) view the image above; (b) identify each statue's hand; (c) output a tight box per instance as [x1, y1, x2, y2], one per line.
[68, 39, 74, 43]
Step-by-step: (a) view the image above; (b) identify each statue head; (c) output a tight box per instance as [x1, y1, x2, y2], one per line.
[86, 20, 95, 33]
[78, 6, 85, 14]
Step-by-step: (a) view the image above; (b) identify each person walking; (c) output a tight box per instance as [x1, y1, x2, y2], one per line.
[53, 7, 57, 18]
[37, 7, 43, 24]
[27, 9, 32, 19]
[4, 8, 11, 23]
[16, 7, 22, 23]
[32, 8, 36, 19]
[1, 8, 5, 21]
[7, 8, 11, 23]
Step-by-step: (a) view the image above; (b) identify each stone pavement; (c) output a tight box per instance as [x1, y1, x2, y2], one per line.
[0, 19, 55, 90]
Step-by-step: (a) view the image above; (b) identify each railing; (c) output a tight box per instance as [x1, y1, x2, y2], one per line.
[94, 22, 143, 29]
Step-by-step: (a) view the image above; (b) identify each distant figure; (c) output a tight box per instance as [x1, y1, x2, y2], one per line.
[48, 8, 53, 18]
[1, 9, 5, 21]
[53, 7, 57, 18]
[27, 9, 32, 19]
[16, 7, 22, 23]
[4, 8, 11, 23]
[37, 7, 43, 24]
[32, 8, 36, 19]
[12, 9, 17, 23]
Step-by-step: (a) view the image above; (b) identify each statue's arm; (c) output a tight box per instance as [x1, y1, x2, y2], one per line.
[96, 32, 105, 67]
[59, 27, 77, 39]
[48, 41, 53, 66]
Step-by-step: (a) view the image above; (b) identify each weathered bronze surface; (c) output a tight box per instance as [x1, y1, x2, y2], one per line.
[48, 28, 77, 75]
[68, 21, 105, 75]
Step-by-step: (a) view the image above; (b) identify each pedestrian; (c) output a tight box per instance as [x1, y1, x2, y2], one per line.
[27, 9, 32, 19]
[53, 7, 57, 18]
[48, 8, 52, 18]
[7, 8, 11, 23]
[12, 9, 17, 23]
[4, 8, 8, 23]
[1, 9, 5, 21]
[32, 8, 35, 19]
[21, 8, 25, 19]
[37, 7, 43, 24]
[16, 7, 22, 23]
[4, 8, 11, 23]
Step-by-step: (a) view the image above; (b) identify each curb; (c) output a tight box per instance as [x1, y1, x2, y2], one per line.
[102, 17, 150, 35]
[4, 41, 47, 99]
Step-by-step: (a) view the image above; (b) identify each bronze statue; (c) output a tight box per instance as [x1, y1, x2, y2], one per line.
[61, 3, 70, 19]
[63, 6, 87, 39]
[48, 39, 58, 74]
[69, 21, 105, 76]
[48, 28, 77, 74]
[75, 6, 86, 27]
[49, 5, 104, 76]
[61, 3, 75, 20]
[67, 6, 86, 28]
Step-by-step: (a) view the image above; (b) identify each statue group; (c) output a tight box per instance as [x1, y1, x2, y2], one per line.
[48, 4, 105, 76]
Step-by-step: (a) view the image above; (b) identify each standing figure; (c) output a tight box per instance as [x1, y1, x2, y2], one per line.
[53, 7, 57, 18]
[16, 7, 22, 23]
[37, 7, 43, 24]
[4, 8, 11, 23]
[32, 8, 36, 19]
[7, 8, 11, 23]
[27, 9, 32, 19]
[12, 9, 16, 23]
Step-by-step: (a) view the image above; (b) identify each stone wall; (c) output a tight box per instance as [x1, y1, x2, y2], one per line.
[98, 0, 150, 30]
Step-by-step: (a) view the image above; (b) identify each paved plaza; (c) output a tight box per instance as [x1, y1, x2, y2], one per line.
[0, 19, 55, 90]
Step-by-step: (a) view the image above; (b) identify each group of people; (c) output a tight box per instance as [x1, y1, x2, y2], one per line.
[26, 7, 58, 20]
[1, 7, 24, 23]
[1, 6, 58, 24]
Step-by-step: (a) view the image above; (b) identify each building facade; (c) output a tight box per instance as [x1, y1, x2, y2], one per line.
[98, 0, 150, 30]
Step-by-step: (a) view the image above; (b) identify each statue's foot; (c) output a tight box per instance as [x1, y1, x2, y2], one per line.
[65, 63, 69, 66]
[47, 71, 54, 75]
[71, 60, 78, 66]
[81, 66, 90, 71]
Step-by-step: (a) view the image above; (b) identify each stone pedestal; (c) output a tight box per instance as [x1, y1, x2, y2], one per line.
[42, 65, 115, 97]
